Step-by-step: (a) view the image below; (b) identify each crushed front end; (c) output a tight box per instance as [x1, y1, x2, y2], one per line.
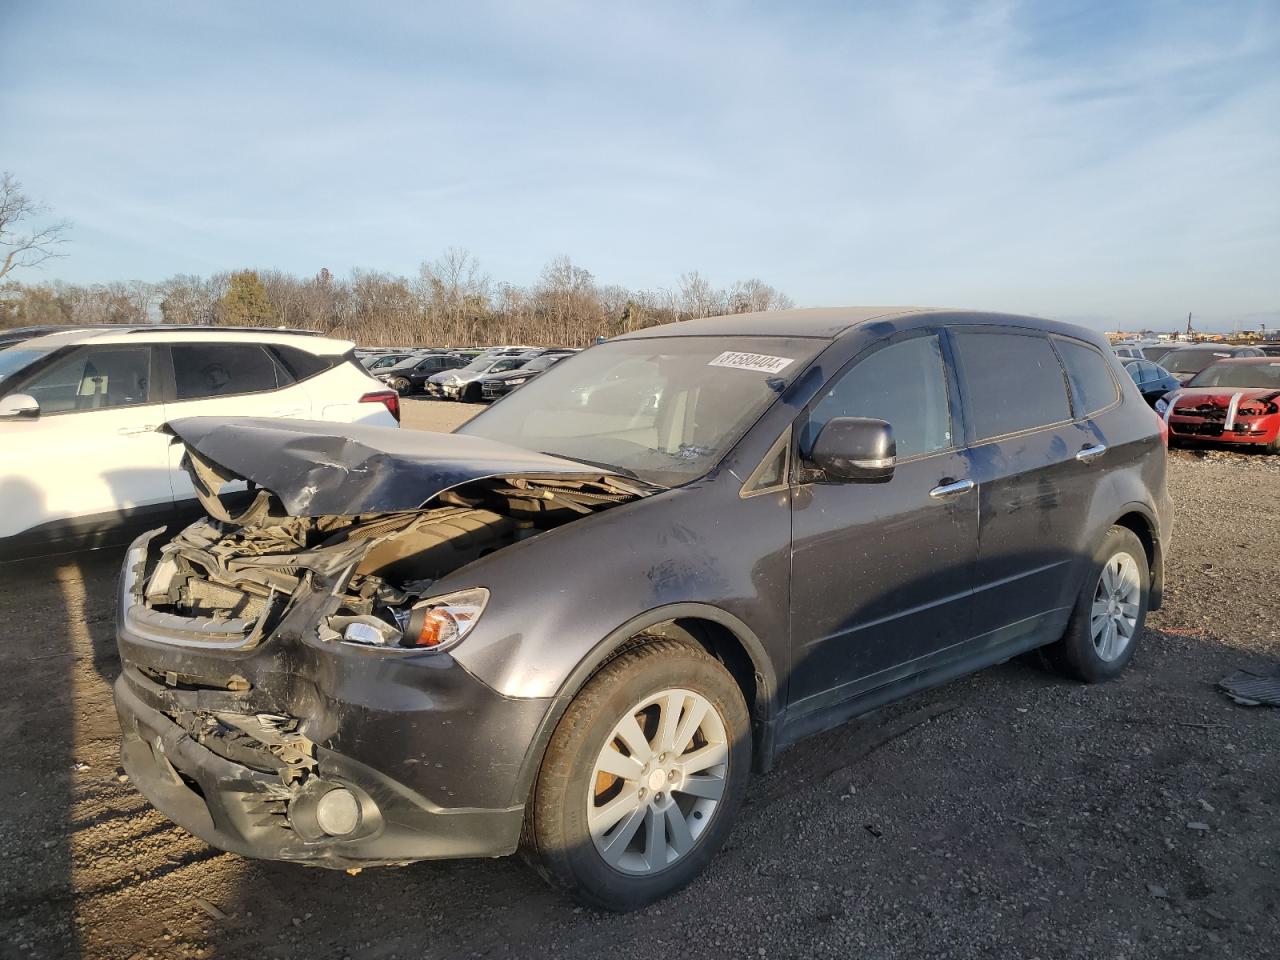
[1166, 390, 1280, 445]
[113, 418, 649, 868]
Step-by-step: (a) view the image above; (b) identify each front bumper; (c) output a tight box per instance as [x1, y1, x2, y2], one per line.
[1167, 416, 1280, 444]
[115, 667, 525, 867]
[113, 536, 551, 867]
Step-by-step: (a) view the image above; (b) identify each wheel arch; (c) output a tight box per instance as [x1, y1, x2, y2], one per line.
[509, 603, 780, 806]
[1110, 505, 1164, 610]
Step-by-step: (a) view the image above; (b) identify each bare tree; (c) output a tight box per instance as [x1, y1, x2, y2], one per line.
[728, 278, 794, 314]
[1, 249, 794, 342]
[678, 271, 721, 319]
[0, 172, 70, 281]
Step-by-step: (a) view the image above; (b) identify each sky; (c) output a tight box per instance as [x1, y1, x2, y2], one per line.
[2, 0, 1278, 330]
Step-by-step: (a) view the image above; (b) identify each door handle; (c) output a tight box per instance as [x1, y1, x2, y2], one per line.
[929, 478, 975, 500]
[117, 425, 159, 436]
[1076, 443, 1107, 463]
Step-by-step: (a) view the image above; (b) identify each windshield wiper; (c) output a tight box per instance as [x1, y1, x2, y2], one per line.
[537, 452, 662, 488]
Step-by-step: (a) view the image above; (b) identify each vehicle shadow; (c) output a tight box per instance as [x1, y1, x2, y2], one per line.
[0, 478, 89, 958]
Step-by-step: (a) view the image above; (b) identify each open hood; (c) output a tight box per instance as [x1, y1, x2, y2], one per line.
[166, 417, 631, 517]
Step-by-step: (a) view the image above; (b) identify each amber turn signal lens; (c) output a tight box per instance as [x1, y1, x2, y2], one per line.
[402, 588, 489, 651]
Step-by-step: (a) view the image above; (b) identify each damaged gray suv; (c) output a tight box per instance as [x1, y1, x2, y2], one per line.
[114, 308, 1172, 910]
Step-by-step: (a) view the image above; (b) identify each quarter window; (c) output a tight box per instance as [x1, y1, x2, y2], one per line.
[952, 332, 1070, 440]
[21, 346, 154, 413]
[1055, 339, 1119, 416]
[804, 334, 952, 459]
[171, 344, 291, 400]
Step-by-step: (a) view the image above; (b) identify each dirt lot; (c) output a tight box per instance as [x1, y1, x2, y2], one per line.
[2, 406, 1277, 960]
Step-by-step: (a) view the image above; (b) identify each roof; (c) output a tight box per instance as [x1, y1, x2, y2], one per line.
[9, 324, 352, 355]
[1195, 356, 1280, 365]
[613, 306, 1089, 341]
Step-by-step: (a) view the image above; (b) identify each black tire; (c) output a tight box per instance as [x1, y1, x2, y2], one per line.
[388, 377, 412, 396]
[523, 639, 751, 912]
[463, 382, 481, 403]
[1045, 525, 1149, 682]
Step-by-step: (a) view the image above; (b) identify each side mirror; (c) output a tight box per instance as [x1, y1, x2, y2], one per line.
[810, 416, 896, 482]
[0, 393, 40, 419]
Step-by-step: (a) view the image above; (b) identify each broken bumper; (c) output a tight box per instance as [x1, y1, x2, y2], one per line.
[114, 667, 527, 866]
[1167, 417, 1280, 444]
[108, 665, 529, 870]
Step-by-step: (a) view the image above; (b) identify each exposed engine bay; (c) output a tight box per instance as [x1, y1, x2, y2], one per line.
[135, 473, 647, 650]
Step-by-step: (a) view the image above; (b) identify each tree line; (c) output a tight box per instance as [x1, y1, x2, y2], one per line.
[0, 250, 794, 346]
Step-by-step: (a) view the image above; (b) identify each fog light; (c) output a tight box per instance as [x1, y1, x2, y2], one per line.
[315, 787, 361, 836]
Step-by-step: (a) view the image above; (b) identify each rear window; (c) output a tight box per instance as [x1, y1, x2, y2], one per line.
[1164, 348, 1232, 375]
[1055, 339, 1119, 416]
[952, 332, 1071, 440]
[272, 345, 335, 381]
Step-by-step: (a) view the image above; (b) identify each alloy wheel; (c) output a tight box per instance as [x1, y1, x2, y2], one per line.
[587, 688, 728, 876]
[1091, 552, 1141, 661]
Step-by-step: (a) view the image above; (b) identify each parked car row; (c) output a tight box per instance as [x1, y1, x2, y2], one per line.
[1108, 342, 1278, 453]
[1109, 343, 1280, 453]
[370, 346, 580, 401]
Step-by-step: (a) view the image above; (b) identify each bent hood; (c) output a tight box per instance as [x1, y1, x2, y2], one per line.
[166, 416, 629, 517]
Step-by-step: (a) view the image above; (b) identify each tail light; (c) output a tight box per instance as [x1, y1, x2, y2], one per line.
[360, 390, 400, 423]
[1155, 410, 1169, 446]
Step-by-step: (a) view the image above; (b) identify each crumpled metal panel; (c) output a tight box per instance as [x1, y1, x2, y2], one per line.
[165, 417, 618, 517]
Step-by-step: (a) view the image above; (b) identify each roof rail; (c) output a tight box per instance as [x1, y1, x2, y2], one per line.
[121, 324, 324, 336]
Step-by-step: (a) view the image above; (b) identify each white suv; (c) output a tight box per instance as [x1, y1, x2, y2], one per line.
[0, 325, 400, 559]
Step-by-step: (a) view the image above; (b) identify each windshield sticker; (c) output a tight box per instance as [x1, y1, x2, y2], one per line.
[708, 351, 794, 374]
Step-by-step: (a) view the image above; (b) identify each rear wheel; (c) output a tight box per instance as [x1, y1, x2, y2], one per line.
[524, 640, 750, 911]
[1045, 525, 1149, 682]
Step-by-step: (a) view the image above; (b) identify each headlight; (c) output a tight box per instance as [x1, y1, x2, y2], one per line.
[332, 587, 489, 652]
[1154, 397, 1169, 413]
[403, 587, 489, 650]
[506, 377, 529, 385]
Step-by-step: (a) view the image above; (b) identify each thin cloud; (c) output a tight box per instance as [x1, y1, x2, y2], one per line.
[0, 0, 1275, 328]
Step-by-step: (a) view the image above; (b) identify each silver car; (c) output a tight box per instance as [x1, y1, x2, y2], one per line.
[432, 355, 531, 402]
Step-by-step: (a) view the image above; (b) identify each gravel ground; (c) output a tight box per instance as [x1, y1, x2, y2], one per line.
[1, 416, 1276, 960]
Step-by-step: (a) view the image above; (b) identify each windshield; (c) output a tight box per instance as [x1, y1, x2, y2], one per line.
[1188, 362, 1280, 390]
[1165, 348, 1235, 374]
[0, 348, 49, 387]
[460, 336, 823, 484]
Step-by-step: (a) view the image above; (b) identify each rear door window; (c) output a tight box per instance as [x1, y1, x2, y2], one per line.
[804, 333, 953, 459]
[1055, 339, 1119, 416]
[952, 332, 1071, 441]
[171, 343, 290, 400]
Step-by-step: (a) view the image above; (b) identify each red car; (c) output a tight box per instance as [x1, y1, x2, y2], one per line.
[1158, 357, 1280, 452]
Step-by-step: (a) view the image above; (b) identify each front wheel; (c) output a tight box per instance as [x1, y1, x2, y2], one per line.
[388, 377, 412, 395]
[524, 639, 751, 911]
[1045, 525, 1149, 682]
